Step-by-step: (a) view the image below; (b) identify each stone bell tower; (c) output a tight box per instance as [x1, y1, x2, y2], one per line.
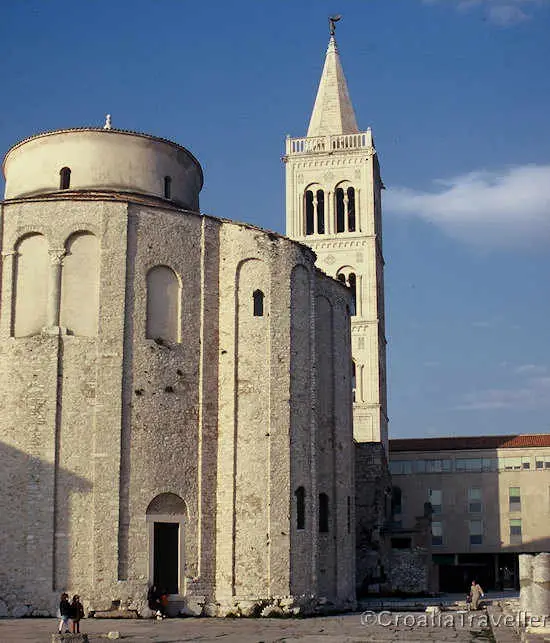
[284, 28, 388, 450]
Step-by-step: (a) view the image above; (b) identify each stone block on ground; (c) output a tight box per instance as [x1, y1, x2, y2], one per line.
[261, 604, 284, 617]
[237, 600, 261, 617]
[201, 602, 219, 617]
[0, 600, 8, 617]
[93, 609, 137, 619]
[51, 635, 89, 643]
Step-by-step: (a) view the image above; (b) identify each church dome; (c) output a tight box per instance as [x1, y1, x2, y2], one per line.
[2, 127, 203, 211]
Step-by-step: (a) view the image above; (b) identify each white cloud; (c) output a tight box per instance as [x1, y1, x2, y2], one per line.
[454, 375, 550, 410]
[425, 0, 549, 26]
[385, 164, 550, 248]
[515, 364, 548, 375]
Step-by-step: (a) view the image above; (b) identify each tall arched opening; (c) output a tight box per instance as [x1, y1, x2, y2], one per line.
[146, 493, 187, 595]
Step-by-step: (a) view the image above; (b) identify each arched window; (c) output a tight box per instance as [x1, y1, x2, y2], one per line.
[146, 265, 180, 342]
[305, 190, 314, 235]
[316, 189, 325, 235]
[59, 167, 71, 190]
[319, 492, 329, 533]
[348, 273, 357, 316]
[253, 289, 264, 316]
[337, 273, 346, 285]
[164, 176, 172, 199]
[351, 360, 356, 402]
[295, 486, 305, 530]
[13, 233, 49, 337]
[347, 496, 352, 534]
[60, 232, 99, 336]
[347, 187, 356, 232]
[335, 188, 345, 233]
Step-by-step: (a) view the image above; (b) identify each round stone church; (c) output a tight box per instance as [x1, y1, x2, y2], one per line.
[0, 124, 356, 616]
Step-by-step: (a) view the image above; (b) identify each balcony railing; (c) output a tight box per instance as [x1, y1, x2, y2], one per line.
[286, 130, 374, 156]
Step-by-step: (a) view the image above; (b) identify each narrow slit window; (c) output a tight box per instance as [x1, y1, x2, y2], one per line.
[316, 189, 325, 234]
[348, 273, 357, 316]
[164, 176, 172, 199]
[347, 187, 356, 232]
[335, 188, 345, 233]
[305, 190, 314, 235]
[59, 167, 71, 190]
[296, 487, 305, 530]
[351, 360, 356, 402]
[253, 289, 264, 317]
[319, 493, 329, 533]
[347, 496, 351, 534]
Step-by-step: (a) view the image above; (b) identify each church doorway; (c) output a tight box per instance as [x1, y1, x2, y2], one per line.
[146, 493, 187, 596]
[153, 522, 179, 594]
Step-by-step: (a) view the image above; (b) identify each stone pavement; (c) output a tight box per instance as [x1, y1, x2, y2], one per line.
[0, 612, 508, 643]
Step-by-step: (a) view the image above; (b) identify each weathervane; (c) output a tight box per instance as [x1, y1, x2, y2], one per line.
[329, 14, 341, 36]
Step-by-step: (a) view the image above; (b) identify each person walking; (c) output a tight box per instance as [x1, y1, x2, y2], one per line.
[70, 594, 85, 633]
[469, 580, 484, 610]
[58, 593, 72, 633]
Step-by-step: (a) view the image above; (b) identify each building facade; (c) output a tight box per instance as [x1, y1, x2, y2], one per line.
[390, 435, 550, 591]
[283, 33, 388, 449]
[0, 126, 356, 616]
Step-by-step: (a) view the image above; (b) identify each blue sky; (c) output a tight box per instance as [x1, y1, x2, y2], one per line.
[2, 0, 549, 439]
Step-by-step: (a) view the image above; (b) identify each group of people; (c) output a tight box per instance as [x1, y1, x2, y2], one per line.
[58, 593, 85, 634]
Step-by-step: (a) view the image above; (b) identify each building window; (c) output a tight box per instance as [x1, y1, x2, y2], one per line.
[351, 361, 356, 402]
[295, 487, 305, 530]
[432, 521, 443, 546]
[253, 289, 264, 316]
[319, 493, 329, 533]
[305, 190, 314, 235]
[510, 519, 522, 545]
[347, 187, 356, 232]
[391, 487, 402, 516]
[335, 188, 345, 232]
[509, 487, 521, 512]
[146, 265, 180, 342]
[535, 455, 550, 470]
[304, 188, 325, 235]
[347, 496, 351, 534]
[500, 457, 530, 471]
[59, 167, 71, 190]
[389, 460, 413, 475]
[316, 189, 325, 234]
[468, 488, 482, 513]
[424, 459, 452, 473]
[348, 273, 357, 316]
[428, 489, 442, 515]
[469, 520, 483, 545]
[164, 176, 172, 199]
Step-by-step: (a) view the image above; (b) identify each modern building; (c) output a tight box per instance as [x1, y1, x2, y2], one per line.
[389, 435, 550, 591]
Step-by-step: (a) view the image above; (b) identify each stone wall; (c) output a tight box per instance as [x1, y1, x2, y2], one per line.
[355, 442, 391, 595]
[0, 191, 356, 615]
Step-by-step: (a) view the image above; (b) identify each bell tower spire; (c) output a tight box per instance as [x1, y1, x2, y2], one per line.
[284, 20, 389, 450]
[307, 34, 359, 138]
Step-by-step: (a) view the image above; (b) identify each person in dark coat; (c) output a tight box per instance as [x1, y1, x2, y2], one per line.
[147, 585, 162, 616]
[70, 594, 85, 633]
[58, 593, 71, 633]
